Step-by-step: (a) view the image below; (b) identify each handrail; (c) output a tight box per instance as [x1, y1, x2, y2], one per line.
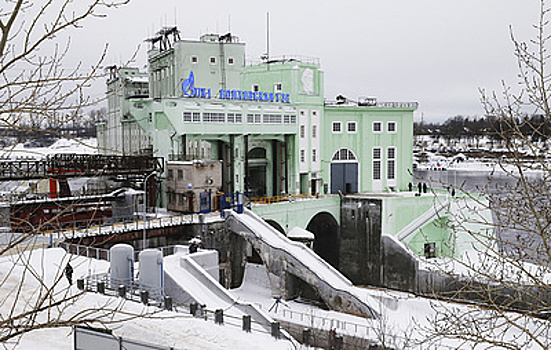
[250, 193, 320, 205]
[395, 198, 449, 241]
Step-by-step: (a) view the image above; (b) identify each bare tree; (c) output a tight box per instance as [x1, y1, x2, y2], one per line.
[421, 1, 551, 348]
[0, 1, 163, 347]
[0, 0, 125, 140]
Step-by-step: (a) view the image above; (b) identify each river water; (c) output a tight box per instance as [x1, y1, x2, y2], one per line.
[413, 168, 549, 265]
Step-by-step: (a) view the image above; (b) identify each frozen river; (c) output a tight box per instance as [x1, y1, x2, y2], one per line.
[414, 168, 548, 265]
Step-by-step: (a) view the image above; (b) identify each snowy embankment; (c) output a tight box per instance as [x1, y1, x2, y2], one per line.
[227, 210, 550, 349]
[234, 261, 550, 350]
[225, 208, 379, 318]
[0, 248, 295, 350]
[163, 249, 282, 336]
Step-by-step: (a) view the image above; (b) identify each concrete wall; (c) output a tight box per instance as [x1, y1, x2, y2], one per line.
[339, 197, 382, 286]
[340, 196, 421, 291]
[381, 235, 418, 292]
[199, 225, 248, 289]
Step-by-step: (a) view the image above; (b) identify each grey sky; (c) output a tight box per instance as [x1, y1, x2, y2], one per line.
[75, 0, 541, 122]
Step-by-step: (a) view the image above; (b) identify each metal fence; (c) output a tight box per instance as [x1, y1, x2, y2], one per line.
[58, 242, 177, 262]
[48, 213, 200, 240]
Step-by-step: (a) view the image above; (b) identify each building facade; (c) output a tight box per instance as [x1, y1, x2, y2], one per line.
[99, 28, 418, 204]
[98, 67, 150, 155]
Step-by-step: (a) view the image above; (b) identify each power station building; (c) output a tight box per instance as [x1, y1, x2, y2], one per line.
[96, 27, 497, 278]
[98, 28, 418, 205]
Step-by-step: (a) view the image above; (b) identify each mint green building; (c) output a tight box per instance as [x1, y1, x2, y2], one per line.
[98, 29, 418, 201]
[98, 29, 496, 270]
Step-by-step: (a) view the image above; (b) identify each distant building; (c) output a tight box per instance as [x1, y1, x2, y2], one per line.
[97, 67, 150, 155]
[99, 28, 418, 206]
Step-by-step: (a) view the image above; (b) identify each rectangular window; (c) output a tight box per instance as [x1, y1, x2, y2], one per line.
[373, 147, 382, 180]
[347, 121, 357, 133]
[388, 121, 397, 133]
[210, 56, 216, 65]
[373, 121, 382, 133]
[332, 121, 342, 133]
[387, 147, 396, 180]
[227, 113, 235, 123]
[178, 169, 183, 180]
[253, 84, 259, 92]
[228, 57, 234, 65]
[300, 125, 305, 138]
[263, 114, 282, 123]
[235, 113, 242, 123]
[283, 114, 297, 124]
[312, 125, 317, 138]
[312, 149, 317, 162]
[247, 114, 261, 123]
[274, 83, 282, 92]
[183, 112, 200, 123]
[300, 149, 305, 163]
[168, 169, 174, 180]
[203, 112, 225, 123]
[191, 56, 198, 63]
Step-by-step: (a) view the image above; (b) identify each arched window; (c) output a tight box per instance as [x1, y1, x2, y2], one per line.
[332, 148, 357, 161]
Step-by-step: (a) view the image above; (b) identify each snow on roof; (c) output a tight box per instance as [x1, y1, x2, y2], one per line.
[0, 138, 97, 160]
[126, 76, 149, 84]
[287, 226, 314, 240]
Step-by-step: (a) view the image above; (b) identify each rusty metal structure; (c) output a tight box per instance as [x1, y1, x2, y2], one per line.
[9, 191, 125, 233]
[0, 154, 163, 181]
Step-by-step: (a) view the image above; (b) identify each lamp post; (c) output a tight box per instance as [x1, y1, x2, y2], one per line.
[143, 171, 156, 250]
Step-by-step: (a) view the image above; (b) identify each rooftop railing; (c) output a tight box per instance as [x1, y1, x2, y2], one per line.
[246, 55, 320, 66]
[325, 100, 419, 109]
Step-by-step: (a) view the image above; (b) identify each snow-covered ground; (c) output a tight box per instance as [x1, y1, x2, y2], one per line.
[414, 134, 551, 177]
[0, 248, 295, 350]
[4, 247, 549, 350]
[1, 138, 549, 349]
[0, 138, 97, 160]
[234, 261, 551, 350]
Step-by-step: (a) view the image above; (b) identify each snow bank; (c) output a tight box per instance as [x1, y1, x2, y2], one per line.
[0, 248, 295, 350]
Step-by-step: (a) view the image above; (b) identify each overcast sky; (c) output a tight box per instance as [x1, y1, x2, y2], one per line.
[74, 0, 542, 122]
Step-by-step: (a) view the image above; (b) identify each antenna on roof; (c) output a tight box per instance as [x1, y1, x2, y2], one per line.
[266, 12, 270, 70]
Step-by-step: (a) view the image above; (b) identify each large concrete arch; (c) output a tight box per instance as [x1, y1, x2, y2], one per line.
[251, 196, 341, 235]
[306, 212, 340, 269]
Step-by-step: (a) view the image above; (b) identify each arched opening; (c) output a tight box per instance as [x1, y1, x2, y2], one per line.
[330, 148, 358, 194]
[265, 219, 285, 235]
[306, 212, 340, 269]
[248, 147, 267, 198]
